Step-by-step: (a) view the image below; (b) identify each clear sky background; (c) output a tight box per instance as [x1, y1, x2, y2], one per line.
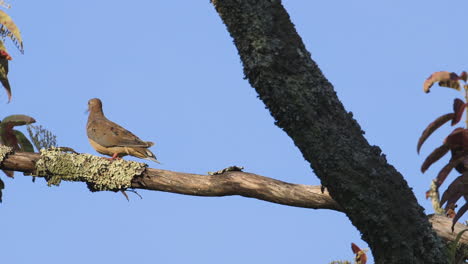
[1, 1, 467, 263]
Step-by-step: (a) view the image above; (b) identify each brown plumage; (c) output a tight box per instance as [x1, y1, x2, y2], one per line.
[86, 98, 160, 163]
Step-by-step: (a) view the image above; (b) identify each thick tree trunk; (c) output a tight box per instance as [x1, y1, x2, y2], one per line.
[211, 0, 447, 262]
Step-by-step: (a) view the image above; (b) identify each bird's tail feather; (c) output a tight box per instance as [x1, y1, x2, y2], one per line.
[144, 149, 160, 164]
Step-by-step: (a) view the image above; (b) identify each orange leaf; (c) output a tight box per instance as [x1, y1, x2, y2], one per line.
[446, 208, 456, 218]
[421, 143, 450, 173]
[423, 71, 461, 93]
[417, 113, 454, 153]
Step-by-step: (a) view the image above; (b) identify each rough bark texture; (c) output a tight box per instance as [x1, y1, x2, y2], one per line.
[2, 151, 466, 247]
[132, 169, 341, 210]
[430, 214, 468, 245]
[2, 152, 340, 210]
[211, 0, 447, 263]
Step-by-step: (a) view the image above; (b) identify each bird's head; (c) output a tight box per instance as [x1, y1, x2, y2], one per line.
[87, 98, 103, 114]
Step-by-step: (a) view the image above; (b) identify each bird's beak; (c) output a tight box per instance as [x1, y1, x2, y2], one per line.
[84, 108, 89, 114]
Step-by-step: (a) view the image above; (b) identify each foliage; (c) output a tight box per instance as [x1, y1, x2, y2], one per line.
[447, 228, 468, 263]
[0, 2, 23, 102]
[0, 116, 58, 201]
[351, 243, 367, 264]
[0, 114, 35, 201]
[0, 114, 35, 152]
[26, 125, 57, 150]
[418, 71, 468, 230]
[329, 243, 367, 264]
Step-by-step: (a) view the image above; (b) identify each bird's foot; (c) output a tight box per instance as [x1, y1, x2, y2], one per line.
[103, 153, 122, 161]
[103, 157, 121, 161]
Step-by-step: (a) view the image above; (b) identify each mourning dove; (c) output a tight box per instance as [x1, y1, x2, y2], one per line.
[86, 98, 160, 163]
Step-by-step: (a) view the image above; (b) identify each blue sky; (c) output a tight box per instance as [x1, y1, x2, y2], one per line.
[1, 1, 467, 263]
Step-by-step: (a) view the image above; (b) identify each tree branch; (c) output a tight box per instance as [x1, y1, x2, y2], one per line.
[2, 151, 467, 246]
[2, 151, 341, 211]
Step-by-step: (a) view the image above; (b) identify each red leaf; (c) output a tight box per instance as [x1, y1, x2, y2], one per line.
[452, 203, 468, 232]
[449, 148, 468, 173]
[436, 155, 466, 188]
[440, 174, 468, 209]
[425, 190, 431, 199]
[0, 122, 18, 150]
[351, 243, 367, 264]
[460, 71, 468, 82]
[424, 71, 461, 93]
[445, 128, 468, 151]
[351, 243, 361, 254]
[0, 50, 11, 60]
[452, 98, 467, 126]
[0, 115, 36, 150]
[417, 113, 454, 153]
[421, 143, 450, 173]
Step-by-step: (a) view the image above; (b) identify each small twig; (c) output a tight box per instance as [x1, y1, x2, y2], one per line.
[126, 189, 143, 199]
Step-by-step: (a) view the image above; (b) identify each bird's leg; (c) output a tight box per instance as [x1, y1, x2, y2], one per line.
[102, 153, 122, 161]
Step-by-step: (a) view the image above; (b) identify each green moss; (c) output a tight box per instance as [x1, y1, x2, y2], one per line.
[35, 147, 147, 192]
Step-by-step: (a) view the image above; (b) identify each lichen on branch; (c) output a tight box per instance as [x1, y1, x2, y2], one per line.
[0, 145, 12, 163]
[34, 147, 147, 191]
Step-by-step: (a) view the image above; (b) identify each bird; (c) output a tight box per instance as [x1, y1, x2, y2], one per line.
[86, 98, 160, 163]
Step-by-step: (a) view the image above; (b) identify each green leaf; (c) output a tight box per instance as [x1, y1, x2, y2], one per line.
[0, 9, 23, 53]
[1, 114, 35, 126]
[14, 130, 34, 152]
[448, 228, 468, 261]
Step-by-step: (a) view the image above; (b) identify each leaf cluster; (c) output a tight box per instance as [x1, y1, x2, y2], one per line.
[419, 71, 468, 231]
[0, 114, 35, 201]
[0, 4, 23, 102]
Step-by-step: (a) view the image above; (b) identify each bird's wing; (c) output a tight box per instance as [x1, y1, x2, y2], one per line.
[87, 118, 151, 148]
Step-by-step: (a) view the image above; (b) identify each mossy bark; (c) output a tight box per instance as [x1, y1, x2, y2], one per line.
[211, 0, 447, 262]
[34, 148, 147, 191]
